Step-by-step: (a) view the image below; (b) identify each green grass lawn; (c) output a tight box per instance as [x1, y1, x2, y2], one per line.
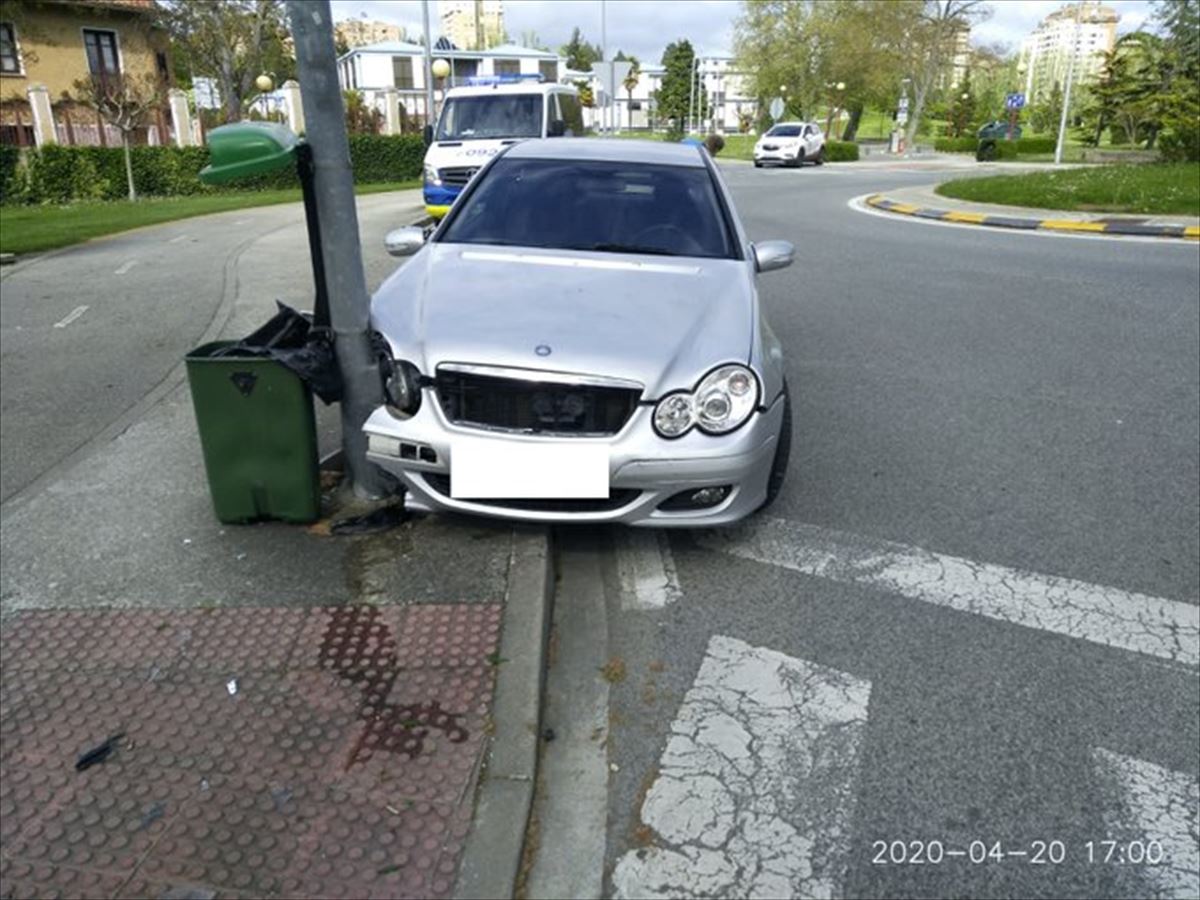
[0, 179, 420, 256]
[934, 163, 1200, 216]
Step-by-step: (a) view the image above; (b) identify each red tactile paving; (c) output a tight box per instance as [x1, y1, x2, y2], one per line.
[0, 604, 502, 899]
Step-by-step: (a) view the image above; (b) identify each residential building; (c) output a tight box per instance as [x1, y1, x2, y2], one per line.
[561, 53, 757, 134]
[335, 18, 406, 50]
[440, 0, 505, 51]
[1, 0, 172, 146]
[338, 39, 560, 127]
[696, 55, 756, 134]
[1019, 2, 1119, 101]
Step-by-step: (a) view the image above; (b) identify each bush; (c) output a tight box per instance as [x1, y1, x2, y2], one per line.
[0, 145, 19, 204]
[1015, 137, 1057, 154]
[824, 140, 858, 162]
[704, 133, 725, 156]
[935, 136, 979, 152]
[2, 133, 427, 205]
[1159, 119, 1200, 162]
[974, 139, 1019, 161]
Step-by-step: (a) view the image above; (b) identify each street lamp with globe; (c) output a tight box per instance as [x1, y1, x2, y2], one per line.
[431, 58, 451, 124]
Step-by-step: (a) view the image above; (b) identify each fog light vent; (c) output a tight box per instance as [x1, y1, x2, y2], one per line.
[658, 485, 732, 511]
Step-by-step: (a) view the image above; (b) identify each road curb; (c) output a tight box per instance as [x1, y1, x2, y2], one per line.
[865, 193, 1200, 240]
[454, 525, 554, 900]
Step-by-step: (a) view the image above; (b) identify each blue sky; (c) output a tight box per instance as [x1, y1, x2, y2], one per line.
[328, 1, 1155, 60]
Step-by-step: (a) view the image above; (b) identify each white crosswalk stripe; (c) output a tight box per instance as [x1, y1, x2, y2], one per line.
[616, 529, 681, 610]
[612, 635, 871, 899]
[698, 517, 1200, 671]
[1093, 748, 1200, 899]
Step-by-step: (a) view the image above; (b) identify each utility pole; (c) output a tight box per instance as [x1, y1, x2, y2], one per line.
[600, 0, 608, 134]
[474, 0, 484, 50]
[1055, 0, 1084, 165]
[688, 56, 696, 135]
[286, 0, 388, 498]
[421, 0, 435, 128]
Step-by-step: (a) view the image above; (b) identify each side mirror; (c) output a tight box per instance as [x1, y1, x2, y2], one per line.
[753, 240, 794, 273]
[423, 124, 434, 147]
[547, 119, 566, 137]
[384, 226, 427, 257]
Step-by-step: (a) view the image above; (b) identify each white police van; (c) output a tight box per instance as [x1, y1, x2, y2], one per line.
[422, 76, 584, 218]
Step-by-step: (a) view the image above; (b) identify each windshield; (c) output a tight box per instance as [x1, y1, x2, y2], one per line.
[435, 95, 544, 141]
[766, 125, 803, 137]
[439, 158, 735, 259]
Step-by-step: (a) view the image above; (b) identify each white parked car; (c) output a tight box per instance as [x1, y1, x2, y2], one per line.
[753, 122, 826, 168]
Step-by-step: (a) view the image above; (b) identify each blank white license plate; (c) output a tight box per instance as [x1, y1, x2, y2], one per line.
[450, 438, 609, 499]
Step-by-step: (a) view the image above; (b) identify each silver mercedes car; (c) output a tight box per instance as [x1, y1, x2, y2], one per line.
[364, 138, 794, 526]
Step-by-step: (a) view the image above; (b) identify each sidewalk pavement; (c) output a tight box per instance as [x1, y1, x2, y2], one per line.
[0, 190, 551, 899]
[865, 182, 1200, 239]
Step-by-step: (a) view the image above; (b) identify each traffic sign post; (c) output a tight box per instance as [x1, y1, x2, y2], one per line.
[768, 97, 784, 122]
[1005, 92, 1025, 141]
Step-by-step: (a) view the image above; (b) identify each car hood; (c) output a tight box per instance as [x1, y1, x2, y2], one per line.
[371, 243, 753, 399]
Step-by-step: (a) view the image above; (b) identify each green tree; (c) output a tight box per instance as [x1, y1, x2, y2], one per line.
[1153, 0, 1200, 159]
[616, 51, 641, 112]
[158, 0, 293, 124]
[901, 1, 990, 147]
[560, 27, 602, 72]
[949, 68, 976, 136]
[734, 0, 918, 136]
[72, 73, 164, 201]
[657, 39, 705, 132]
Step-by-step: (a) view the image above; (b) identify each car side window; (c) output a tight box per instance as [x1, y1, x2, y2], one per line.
[557, 93, 584, 136]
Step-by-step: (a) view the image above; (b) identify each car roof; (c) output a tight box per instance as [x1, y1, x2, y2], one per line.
[769, 121, 811, 128]
[504, 138, 707, 168]
[445, 83, 574, 98]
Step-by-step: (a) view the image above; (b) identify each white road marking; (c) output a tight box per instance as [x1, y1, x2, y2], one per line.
[616, 530, 681, 610]
[612, 635, 871, 899]
[233, 219, 249, 226]
[52, 306, 88, 328]
[167, 233, 189, 244]
[1092, 748, 1199, 898]
[698, 517, 1200, 670]
[114, 259, 137, 275]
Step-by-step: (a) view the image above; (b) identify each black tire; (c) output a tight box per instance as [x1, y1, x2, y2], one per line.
[754, 160, 763, 168]
[813, 145, 826, 165]
[759, 388, 792, 512]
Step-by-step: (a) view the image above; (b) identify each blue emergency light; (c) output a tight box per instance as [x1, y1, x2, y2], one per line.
[463, 73, 544, 86]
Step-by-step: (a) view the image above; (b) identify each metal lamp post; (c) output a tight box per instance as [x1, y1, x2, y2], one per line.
[432, 57, 450, 125]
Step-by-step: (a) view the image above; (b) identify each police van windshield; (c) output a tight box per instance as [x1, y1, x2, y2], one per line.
[435, 95, 544, 141]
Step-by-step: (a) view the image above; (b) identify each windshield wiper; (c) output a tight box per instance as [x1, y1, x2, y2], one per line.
[580, 242, 681, 257]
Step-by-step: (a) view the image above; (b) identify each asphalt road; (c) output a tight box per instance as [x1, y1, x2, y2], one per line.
[534, 161, 1200, 900]
[0, 192, 421, 504]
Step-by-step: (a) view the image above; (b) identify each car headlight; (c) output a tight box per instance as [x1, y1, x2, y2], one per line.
[423, 164, 442, 186]
[653, 392, 694, 438]
[652, 364, 760, 438]
[384, 359, 423, 416]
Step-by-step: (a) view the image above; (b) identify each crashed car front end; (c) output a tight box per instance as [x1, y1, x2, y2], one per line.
[363, 361, 785, 527]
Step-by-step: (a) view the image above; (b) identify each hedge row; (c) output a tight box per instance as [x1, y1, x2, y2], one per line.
[2, 133, 427, 205]
[933, 136, 1059, 155]
[825, 140, 859, 162]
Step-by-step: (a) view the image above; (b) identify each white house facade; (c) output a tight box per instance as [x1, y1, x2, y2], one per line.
[337, 40, 562, 126]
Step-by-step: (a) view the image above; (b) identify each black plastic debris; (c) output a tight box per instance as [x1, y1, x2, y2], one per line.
[329, 502, 409, 535]
[210, 301, 342, 404]
[75, 732, 125, 771]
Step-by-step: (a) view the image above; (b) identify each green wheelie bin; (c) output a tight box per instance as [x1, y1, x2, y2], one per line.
[184, 122, 341, 525]
[185, 341, 321, 524]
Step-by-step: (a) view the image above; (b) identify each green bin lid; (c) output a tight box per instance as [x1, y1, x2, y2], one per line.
[199, 121, 301, 184]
